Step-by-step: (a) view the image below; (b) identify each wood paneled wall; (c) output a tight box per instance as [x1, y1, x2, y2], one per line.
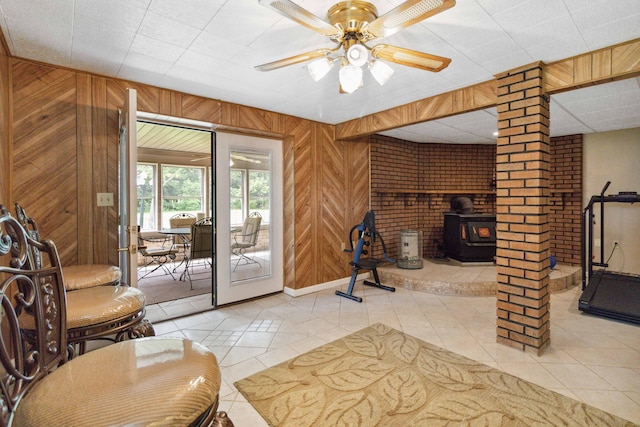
[9, 59, 370, 290]
[0, 34, 10, 205]
[12, 62, 79, 264]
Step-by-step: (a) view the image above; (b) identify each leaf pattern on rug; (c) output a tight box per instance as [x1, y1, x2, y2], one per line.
[570, 404, 636, 426]
[408, 395, 515, 426]
[370, 322, 393, 335]
[386, 330, 420, 363]
[321, 391, 382, 426]
[416, 348, 482, 392]
[312, 356, 395, 391]
[431, 345, 486, 366]
[235, 325, 634, 427]
[287, 344, 347, 368]
[475, 370, 558, 404]
[268, 386, 325, 427]
[235, 367, 307, 400]
[343, 332, 385, 359]
[380, 367, 428, 415]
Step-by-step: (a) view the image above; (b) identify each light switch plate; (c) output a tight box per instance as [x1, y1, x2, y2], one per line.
[97, 192, 114, 207]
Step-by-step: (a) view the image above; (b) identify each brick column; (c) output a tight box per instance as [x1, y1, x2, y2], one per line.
[495, 62, 551, 355]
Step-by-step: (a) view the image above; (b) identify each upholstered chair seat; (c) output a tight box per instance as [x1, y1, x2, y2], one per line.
[13, 338, 222, 426]
[65, 285, 147, 330]
[62, 264, 122, 290]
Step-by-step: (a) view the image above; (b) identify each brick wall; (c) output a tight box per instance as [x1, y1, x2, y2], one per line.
[370, 135, 496, 259]
[495, 62, 550, 355]
[370, 137, 421, 258]
[550, 135, 582, 265]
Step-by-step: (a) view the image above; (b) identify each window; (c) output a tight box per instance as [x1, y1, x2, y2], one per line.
[161, 165, 204, 228]
[229, 151, 270, 226]
[137, 163, 208, 230]
[230, 169, 244, 226]
[137, 164, 157, 230]
[249, 169, 270, 222]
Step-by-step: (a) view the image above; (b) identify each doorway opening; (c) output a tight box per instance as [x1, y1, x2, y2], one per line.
[134, 117, 215, 321]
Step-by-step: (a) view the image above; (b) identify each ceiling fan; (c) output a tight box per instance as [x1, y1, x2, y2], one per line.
[255, 0, 455, 93]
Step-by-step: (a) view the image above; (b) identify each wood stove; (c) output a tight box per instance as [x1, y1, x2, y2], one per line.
[443, 212, 496, 262]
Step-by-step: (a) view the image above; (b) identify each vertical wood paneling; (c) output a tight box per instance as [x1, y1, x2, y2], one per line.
[77, 74, 93, 264]
[592, 50, 612, 80]
[159, 89, 171, 115]
[0, 33, 10, 205]
[92, 77, 109, 263]
[12, 60, 78, 265]
[170, 92, 183, 117]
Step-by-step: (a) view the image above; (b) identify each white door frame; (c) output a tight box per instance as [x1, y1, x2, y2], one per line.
[118, 88, 138, 287]
[215, 132, 283, 305]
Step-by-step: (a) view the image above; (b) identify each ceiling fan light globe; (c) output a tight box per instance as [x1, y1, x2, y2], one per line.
[369, 60, 394, 85]
[347, 44, 368, 67]
[308, 58, 334, 81]
[339, 64, 363, 93]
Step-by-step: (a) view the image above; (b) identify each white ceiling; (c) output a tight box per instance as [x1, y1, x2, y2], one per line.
[1, 0, 639, 144]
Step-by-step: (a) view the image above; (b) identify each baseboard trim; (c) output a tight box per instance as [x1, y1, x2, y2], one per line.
[284, 273, 369, 297]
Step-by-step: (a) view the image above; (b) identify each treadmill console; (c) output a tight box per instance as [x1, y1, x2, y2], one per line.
[616, 191, 639, 202]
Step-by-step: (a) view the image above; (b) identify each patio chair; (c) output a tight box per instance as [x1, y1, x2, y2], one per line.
[0, 206, 233, 427]
[169, 212, 197, 252]
[138, 230, 179, 280]
[231, 212, 262, 271]
[182, 217, 213, 289]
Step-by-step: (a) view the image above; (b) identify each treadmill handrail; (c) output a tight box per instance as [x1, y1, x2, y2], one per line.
[586, 194, 640, 206]
[582, 187, 640, 289]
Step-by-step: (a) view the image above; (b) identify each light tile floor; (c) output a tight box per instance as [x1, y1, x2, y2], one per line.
[153, 283, 640, 426]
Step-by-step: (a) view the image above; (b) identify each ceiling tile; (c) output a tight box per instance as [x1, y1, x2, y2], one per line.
[128, 33, 186, 63]
[148, 0, 225, 30]
[74, 0, 148, 33]
[137, 11, 200, 48]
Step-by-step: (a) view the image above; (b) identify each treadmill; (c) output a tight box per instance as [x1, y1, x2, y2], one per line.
[579, 181, 640, 324]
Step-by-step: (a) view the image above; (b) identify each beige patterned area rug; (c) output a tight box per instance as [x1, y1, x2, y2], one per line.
[235, 323, 633, 426]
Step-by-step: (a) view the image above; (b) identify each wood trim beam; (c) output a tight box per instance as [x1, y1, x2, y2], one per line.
[545, 38, 640, 94]
[336, 80, 498, 139]
[336, 38, 640, 141]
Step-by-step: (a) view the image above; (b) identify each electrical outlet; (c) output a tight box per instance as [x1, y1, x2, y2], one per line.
[594, 238, 601, 247]
[97, 192, 114, 207]
[341, 242, 346, 251]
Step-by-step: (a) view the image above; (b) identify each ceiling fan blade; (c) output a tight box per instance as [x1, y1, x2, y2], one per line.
[255, 48, 332, 71]
[371, 44, 451, 72]
[366, 0, 455, 38]
[258, 0, 340, 37]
